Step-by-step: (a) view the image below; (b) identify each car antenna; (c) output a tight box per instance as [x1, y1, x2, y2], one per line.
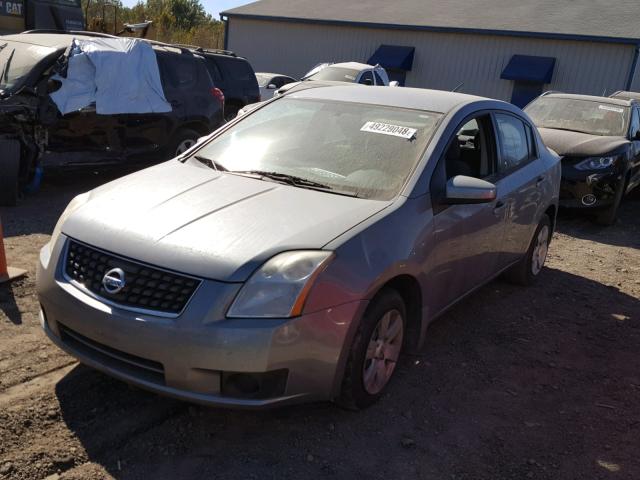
[451, 82, 463, 92]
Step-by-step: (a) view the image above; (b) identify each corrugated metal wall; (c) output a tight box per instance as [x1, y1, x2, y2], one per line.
[228, 18, 637, 101]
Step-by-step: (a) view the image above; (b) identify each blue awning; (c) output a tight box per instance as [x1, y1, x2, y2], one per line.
[368, 45, 415, 71]
[501, 55, 556, 84]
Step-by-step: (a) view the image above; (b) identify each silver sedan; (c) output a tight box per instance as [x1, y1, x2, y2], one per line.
[37, 86, 560, 409]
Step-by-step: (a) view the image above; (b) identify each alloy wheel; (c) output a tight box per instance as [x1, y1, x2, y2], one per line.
[175, 139, 197, 156]
[531, 225, 550, 275]
[362, 309, 404, 395]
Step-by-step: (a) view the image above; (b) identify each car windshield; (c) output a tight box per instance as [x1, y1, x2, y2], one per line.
[255, 73, 273, 87]
[525, 97, 630, 136]
[192, 98, 442, 200]
[307, 67, 361, 83]
[0, 40, 58, 94]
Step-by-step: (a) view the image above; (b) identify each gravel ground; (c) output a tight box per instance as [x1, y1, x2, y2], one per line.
[1, 169, 639, 480]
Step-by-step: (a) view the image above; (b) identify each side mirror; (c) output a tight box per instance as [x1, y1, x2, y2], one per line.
[389, 81, 400, 87]
[266, 83, 277, 90]
[444, 175, 497, 204]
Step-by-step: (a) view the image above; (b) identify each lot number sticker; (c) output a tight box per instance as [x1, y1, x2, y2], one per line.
[599, 105, 624, 113]
[361, 121, 417, 139]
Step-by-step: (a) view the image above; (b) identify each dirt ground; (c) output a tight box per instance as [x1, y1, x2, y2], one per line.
[1, 169, 639, 480]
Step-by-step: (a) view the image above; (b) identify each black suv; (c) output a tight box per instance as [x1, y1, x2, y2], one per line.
[525, 92, 640, 225]
[0, 31, 224, 206]
[183, 46, 260, 120]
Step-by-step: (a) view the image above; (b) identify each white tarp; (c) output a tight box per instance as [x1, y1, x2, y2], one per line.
[51, 38, 171, 115]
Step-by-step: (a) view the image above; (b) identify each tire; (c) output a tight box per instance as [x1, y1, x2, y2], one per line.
[337, 289, 406, 410]
[595, 175, 627, 226]
[504, 214, 551, 286]
[224, 104, 240, 122]
[0, 140, 22, 207]
[170, 129, 200, 158]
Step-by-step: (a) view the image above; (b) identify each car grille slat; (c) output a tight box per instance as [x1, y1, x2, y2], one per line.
[64, 240, 200, 315]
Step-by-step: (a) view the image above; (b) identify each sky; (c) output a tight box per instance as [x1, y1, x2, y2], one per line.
[120, 0, 254, 17]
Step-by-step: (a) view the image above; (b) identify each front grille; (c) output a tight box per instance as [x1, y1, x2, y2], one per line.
[59, 323, 165, 385]
[64, 240, 200, 315]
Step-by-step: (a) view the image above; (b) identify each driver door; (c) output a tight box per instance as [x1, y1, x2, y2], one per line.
[427, 114, 509, 314]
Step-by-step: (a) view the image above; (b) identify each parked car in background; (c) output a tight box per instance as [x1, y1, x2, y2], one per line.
[0, 32, 225, 206]
[38, 86, 559, 410]
[184, 47, 260, 120]
[256, 72, 297, 100]
[275, 62, 397, 97]
[525, 92, 640, 224]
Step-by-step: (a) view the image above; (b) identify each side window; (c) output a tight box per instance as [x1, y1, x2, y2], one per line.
[444, 115, 496, 180]
[374, 72, 385, 85]
[272, 77, 285, 88]
[358, 71, 374, 86]
[157, 53, 197, 89]
[205, 58, 224, 83]
[282, 77, 295, 86]
[629, 107, 640, 139]
[495, 114, 530, 172]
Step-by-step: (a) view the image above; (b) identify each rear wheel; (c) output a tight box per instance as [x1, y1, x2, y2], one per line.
[0, 140, 22, 207]
[171, 129, 200, 158]
[337, 289, 406, 410]
[504, 214, 551, 286]
[224, 104, 241, 121]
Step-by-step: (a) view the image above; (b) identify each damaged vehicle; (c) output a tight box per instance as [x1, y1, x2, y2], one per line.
[38, 86, 559, 409]
[0, 32, 224, 206]
[525, 92, 640, 224]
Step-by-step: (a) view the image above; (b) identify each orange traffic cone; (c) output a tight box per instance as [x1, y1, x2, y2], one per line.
[0, 218, 26, 283]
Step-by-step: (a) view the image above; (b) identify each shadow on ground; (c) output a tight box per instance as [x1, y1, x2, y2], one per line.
[55, 266, 640, 480]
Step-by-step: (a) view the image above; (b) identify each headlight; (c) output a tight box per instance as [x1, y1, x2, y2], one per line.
[227, 251, 334, 318]
[574, 156, 617, 171]
[49, 192, 90, 252]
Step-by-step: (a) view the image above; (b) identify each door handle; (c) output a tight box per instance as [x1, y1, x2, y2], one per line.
[493, 200, 506, 215]
[536, 176, 545, 186]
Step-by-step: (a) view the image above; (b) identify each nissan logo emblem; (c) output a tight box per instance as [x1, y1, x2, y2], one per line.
[102, 268, 126, 294]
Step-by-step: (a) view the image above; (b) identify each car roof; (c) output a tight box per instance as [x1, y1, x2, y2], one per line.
[541, 92, 633, 107]
[610, 91, 640, 101]
[287, 85, 489, 113]
[1, 32, 108, 49]
[331, 61, 375, 71]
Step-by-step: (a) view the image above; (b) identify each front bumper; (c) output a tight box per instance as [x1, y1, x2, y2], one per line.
[559, 168, 622, 209]
[37, 236, 365, 409]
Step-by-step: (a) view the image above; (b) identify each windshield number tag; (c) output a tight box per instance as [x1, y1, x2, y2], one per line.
[361, 122, 417, 139]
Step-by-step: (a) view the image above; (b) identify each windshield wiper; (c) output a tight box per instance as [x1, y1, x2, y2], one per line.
[193, 155, 228, 172]
[232, 170, 333, 190]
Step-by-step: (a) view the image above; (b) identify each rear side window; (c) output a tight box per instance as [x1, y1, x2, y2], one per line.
[359, 71, 374, 85]
[216, 57, 255, 82]
[495, 113, 531, 172]
[156, 53, 198, 89]
[204, 58, 223, 83]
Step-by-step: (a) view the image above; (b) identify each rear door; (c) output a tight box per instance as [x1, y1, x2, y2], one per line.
[492, 112, 543, 265]
[428, 113, 509, 314]
[627, 105, 640, 192]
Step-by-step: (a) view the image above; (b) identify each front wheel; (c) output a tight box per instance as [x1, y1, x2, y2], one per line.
[595, 175, 627, 226]
[337, 289, 406, 410]
[504, 214, 551, 286]
[0, 140, 22, 207]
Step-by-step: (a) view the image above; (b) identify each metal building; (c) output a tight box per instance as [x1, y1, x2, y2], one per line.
[221, 0, 640, 107]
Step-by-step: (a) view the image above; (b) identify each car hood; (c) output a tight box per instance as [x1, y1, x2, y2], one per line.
[62, 160, 391, 282]
[537, 127, 629, 157]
